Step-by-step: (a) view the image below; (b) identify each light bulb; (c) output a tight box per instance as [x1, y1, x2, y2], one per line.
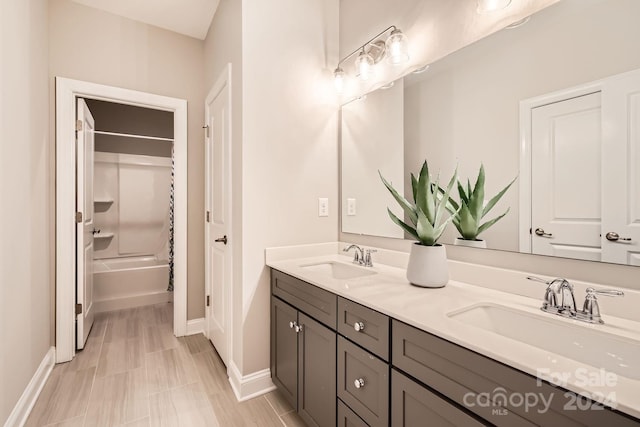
[385, 29, 409, 65]
[355, 50, 375, 81]
[334, 67, 345, 93]
[477, 0, 512, 13]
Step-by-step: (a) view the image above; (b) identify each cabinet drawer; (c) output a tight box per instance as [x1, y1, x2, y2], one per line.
[392, 320, 640, 427]
[338, 297, 389, 361]
[391, 368, 487, 427]
[338, 399, 369, 427]
[337, 336, 389, 427]
[271, 269, 337, 329]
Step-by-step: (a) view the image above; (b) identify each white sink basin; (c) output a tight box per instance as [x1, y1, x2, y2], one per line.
[448, 303, 640, 380]
[300, 261, 377, 280]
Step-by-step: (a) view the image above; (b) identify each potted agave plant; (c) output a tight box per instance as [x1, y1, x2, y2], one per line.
[380, 161, 458, 288]
[449, 164, 516, 248]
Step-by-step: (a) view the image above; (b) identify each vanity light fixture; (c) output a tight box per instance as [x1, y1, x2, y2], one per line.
[505, 16, 531, 29]
[412, 64, 431, 74]
[333, 25, 409, 90]
[477, 0, 512, 13]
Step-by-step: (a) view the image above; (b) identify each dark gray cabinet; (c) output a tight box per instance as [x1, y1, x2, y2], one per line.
[270, 271, 337, 427]
[338, 399, 369, 427]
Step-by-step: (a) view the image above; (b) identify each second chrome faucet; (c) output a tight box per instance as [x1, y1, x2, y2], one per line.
[527, 276, 623, 324]
[343, 244, 376, 267]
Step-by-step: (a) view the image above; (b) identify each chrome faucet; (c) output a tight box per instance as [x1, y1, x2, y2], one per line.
[343, 244, 376, 267]
[527, 276, 624, 324]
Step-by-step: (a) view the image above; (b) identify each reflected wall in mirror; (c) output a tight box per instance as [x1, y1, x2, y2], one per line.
[340, 0, 640, 266]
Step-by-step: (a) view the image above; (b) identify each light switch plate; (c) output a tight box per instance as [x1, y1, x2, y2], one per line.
[318, 198, 329, 217]
[347, 198, 356, 216]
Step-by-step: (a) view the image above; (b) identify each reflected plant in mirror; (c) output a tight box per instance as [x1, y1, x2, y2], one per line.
[448, 165, 517, 249]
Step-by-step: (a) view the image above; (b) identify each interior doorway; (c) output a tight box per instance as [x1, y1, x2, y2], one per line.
[55, 77, 188, 363]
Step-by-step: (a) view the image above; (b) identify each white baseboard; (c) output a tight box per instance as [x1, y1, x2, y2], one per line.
[4, 347, 55, 427]
[186, 318, 204, 336]
[94, 291, 173, 313]
[228, 362, 276, 402]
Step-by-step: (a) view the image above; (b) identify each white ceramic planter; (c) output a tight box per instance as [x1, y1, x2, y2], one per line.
[406, 243, 449, 288]
[453, 238, 487, 249]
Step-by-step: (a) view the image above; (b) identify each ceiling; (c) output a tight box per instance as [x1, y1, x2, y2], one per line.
[71, 0, 220, 40]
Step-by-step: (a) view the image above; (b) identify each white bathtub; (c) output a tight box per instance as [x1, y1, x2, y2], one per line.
[93, 256, 172, 313]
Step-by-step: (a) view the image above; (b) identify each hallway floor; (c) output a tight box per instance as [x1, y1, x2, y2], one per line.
[26, 303, 304, 426]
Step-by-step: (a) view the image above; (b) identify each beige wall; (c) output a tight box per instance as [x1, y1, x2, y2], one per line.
[48, 0, 206, 319]
[203, 0, 245, 372]
[0, 0, 51, 423]
[239, 0, 340, 374]
[339, 0, 640, 290]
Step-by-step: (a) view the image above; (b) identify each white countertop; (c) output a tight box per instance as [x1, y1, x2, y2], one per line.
[266, 245, 640, 419]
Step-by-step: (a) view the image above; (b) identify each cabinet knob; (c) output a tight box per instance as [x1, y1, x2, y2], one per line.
[354, 378, 365, 389]
[289, 321, 296, 329]
[295, 324, 303, 333]
[354, 321, 365, 332]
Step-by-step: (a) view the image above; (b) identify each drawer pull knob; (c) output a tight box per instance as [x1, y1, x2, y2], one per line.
[354, 378, 365, 389]
[354, 321, 365, 332]
[289, 321, 296, 329]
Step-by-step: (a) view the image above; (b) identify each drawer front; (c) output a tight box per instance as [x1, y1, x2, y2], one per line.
[338, 399, 369, 427]
[337, 336, 389, 427]
[271, 269, 337, 329]
[392, 320, 640, 427]
[338, 297, 390, 361]
[391, 368, 487, 427]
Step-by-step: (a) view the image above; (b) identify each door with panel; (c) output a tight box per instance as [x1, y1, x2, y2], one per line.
[76, 98, 95, 349]
[602, 69, 640, 265]
[205, 68, 232, 366]
[531, 92, 602, 261]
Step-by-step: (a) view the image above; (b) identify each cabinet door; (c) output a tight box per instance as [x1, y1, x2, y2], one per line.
[271, 297, 298, 410]
[298, 313, 337, 427]
[391, 369, 487, 427]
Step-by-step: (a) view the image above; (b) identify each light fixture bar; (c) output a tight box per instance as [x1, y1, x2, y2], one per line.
[335, 25, 397, 70]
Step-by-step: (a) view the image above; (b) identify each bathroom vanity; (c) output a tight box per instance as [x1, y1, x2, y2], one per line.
[267, 245, 640, 427]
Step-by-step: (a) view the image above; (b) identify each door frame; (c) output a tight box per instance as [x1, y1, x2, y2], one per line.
[55, 77, 188, 363]
[518, 79, 604, 254]
[204, 63, 233, 367]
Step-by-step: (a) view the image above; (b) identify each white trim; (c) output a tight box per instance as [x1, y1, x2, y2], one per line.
[518, 79, 604, 254]
[228, 362, 276, 402]
[55, 77, 188, 363]
[4, 347, 56, 427]
[186, 318, 205, 335]
[204, 63, 234, 366]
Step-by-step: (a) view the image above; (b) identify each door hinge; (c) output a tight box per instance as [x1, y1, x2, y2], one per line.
[206, 295, 210, 307]
[76, 120, 83, 132]
[75, 303, 82, 315]
[203, 124, 209, 138]
[206, 211, 210, 223]
[75, 212, 83, 223]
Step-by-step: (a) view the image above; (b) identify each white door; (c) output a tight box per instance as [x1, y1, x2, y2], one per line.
[76, 98, 95, 349]
[205, 67, 232, 366]
[531, 92, 602, 261]
[602, 69, 640, 265]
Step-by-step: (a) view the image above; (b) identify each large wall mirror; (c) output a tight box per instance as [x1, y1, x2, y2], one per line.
[341, 0, 640, 266]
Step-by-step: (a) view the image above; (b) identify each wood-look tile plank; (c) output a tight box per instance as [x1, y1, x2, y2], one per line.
[84, 367, 149, 426]
[149, 382, 219, 427]
[104, 315, 143, 343]
[281, 411, 308, 427]
[56, 317, 106, 375]
[264, 390, 294, 416]
[208, 390, 284, 427]
[123, 417, 151, 426]
[143, 325, 180, 353]
[145, 347, 199, 394]
[179, 333, 211, 355]
[96, 338, 144, 378]
[191, 350, 229, 395]
[25, 367, 95, 426]
[42, 415, 86, 427]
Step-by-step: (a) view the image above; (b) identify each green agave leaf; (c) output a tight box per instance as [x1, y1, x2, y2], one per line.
[379, 170, 418, 226]
[416, 207, 437, 246]
[434, 167, 457, 229]
[387, 208, 420, 240]
[467, 164, 485, 222]
[477, 208, 510, 236]
[457, 181, 469, 204]
[482, 176, 518, 218]
[458, 204, 480, 240]
[410, 173, 418, 203]
[416, 161, 436, 224]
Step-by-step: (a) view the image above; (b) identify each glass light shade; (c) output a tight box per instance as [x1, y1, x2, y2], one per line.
[385, 29, 409, 65]
[355, 50, 375, 81]
[477, 0, 512, 13]
[334, 67, 345, 93]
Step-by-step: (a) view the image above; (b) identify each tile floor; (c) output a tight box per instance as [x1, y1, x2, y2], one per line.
[26, 302, 306, 427]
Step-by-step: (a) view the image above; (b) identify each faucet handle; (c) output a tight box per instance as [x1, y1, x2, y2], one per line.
[526, 276, 562, 310]
[363, 249, 377, 267]
[581, 287, 624, 324]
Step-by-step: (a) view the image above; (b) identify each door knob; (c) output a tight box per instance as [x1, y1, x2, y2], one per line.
[605, 232, 631, 242]
[214, 235, 228, 245]
[534, 228, 553, 238]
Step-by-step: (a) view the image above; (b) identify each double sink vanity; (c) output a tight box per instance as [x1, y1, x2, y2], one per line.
[266, 243, 640, 427]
